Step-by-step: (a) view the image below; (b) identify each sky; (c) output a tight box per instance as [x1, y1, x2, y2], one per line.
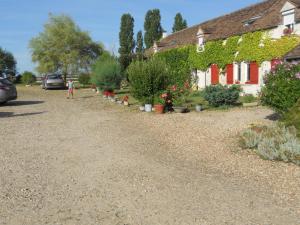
[0, 0, 262, 74]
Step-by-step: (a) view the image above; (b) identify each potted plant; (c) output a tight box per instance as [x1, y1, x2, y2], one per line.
[122, 95, 129, 106]
[195, 103, 203, 112]
[144, 96, 153, 113]
[154, 94, 165, 114]
[169, 84, 189, 113]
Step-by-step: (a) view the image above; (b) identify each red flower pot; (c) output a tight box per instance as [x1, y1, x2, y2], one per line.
[154, 104, 164, 114]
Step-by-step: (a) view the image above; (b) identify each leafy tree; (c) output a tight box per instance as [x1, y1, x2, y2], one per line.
[144, 9, 163, 49]
[21, 71, 36, 85]
[135, 31, 144, 60]
[172, 13, 187, 33]
[0, 48, 16, 78]
[91, 52, 123, 91]
[29, 14, 103, 82]
[118, 13, 135, 71]
[127, 57, 169, 104]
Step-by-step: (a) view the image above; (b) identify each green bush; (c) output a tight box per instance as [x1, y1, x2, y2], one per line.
[261, 63, 300, 113]
[78, 73, 91, 85]
[203, 84, 241, 107]
[283, 99, 300, 137]
[241, 124, 300, 165]
[240, 94, 257, 103]
[155, 46, 191, 86]
[21, 71, 36, 85]
[127, 57, 169, 104]
[91, 52, 123, 91]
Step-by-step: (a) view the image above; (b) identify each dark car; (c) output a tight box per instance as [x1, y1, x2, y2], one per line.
[0, 78, 17, 104]
[42, 74, 65, 90]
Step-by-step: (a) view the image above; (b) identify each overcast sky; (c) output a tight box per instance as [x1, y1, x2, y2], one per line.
[0, 0, 262, 73]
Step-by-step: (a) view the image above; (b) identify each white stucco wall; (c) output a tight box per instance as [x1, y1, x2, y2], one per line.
[197, 69, 211, 89]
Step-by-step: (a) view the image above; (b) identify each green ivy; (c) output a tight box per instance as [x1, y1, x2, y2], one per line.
[156, 31, 300, 71]
[154, 46, 191, 86]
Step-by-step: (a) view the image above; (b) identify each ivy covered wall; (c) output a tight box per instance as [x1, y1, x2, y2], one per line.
[156, 31, 300, 72]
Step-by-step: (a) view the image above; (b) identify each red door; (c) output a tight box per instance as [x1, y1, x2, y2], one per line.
[250, 62, 259, 84]
[226, 64, 234, 84]
[211, 64, 219, 85]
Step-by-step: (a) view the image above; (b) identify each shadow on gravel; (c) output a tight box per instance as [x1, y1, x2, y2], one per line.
[0, 111, 46, 118]
[265, 113, 281, 121]
[3, 100, 44, 106]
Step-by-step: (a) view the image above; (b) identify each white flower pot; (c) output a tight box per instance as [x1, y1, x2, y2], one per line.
[145, 104, 152, 112]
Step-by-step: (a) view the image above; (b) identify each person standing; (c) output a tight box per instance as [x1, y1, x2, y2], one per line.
[66, 79, 75, 99]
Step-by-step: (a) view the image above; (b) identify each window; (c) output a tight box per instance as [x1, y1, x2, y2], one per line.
[237, 63, 241, 81]
[283, 11, 295, 26]
[247, 63, 251, 81]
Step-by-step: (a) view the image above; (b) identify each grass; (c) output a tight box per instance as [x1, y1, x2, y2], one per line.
[239, 94, 258, 104]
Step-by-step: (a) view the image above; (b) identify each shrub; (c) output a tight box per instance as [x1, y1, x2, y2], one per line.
[261, 63, 300, 113]
[240, 129, 262, 149]
[203, 84, 241, 107]
[282, 99, 300, 137]
[91, 52, 123, 91]
[240, 94, 257, 103]
[155, 46, 191, 87]
[21, 71, 36, 85]
[241, 124, 300, 165]
[127, 57, 169, 104]
[78, 73, 91, 85]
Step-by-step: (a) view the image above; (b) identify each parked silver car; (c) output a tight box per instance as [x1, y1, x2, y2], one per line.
[0, 78, 17, 104]
[42, 74, 65, 89]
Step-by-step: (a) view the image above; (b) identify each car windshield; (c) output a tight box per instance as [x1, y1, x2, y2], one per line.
[48, 75, 62, 79]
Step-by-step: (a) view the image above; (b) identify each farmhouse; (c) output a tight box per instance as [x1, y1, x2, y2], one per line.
[151, 0, 300, 95]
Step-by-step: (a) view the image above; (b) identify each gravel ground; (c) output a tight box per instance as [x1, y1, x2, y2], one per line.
[0, 86, 299, 225]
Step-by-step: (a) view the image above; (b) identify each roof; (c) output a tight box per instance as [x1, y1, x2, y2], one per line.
[150, 0, 300, 54]
[285, 44, 300, 59]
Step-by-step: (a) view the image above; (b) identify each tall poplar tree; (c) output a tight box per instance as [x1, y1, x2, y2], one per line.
[144, 9, 163, 49]
[118, 13, 135, 71]
[172, 13, 187, 33]
[135, 31, 144, 60]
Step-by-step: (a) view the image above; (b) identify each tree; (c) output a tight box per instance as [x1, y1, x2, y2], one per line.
[29, 14, 103, 81]
[0, 48, 16, 78]
[172, 13, 187, 33]
[91, 51, 123, 91]
[21, 71, 36, 85]
[144, 9, 163, 49]
[135, 31, 144, 60]
[118, 13, 135, 71]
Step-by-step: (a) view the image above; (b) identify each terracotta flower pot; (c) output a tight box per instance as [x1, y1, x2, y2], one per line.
[154, 104, 164, 114]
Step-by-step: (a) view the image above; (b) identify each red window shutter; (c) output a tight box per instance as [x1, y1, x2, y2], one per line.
[211, 64, 219, 85]
[250, 62, 259, 84]
[226, 64, 234, 84]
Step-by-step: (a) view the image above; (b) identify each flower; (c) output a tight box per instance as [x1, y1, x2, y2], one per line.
[295, 72, 300, 79]
[161, 93, 168, 98]
[171, 85, 177, 91]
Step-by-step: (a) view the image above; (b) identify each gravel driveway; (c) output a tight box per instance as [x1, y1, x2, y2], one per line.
[0, 86, 299, 225]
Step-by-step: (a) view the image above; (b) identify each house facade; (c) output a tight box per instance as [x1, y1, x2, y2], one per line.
[151, 0, 300, 96]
